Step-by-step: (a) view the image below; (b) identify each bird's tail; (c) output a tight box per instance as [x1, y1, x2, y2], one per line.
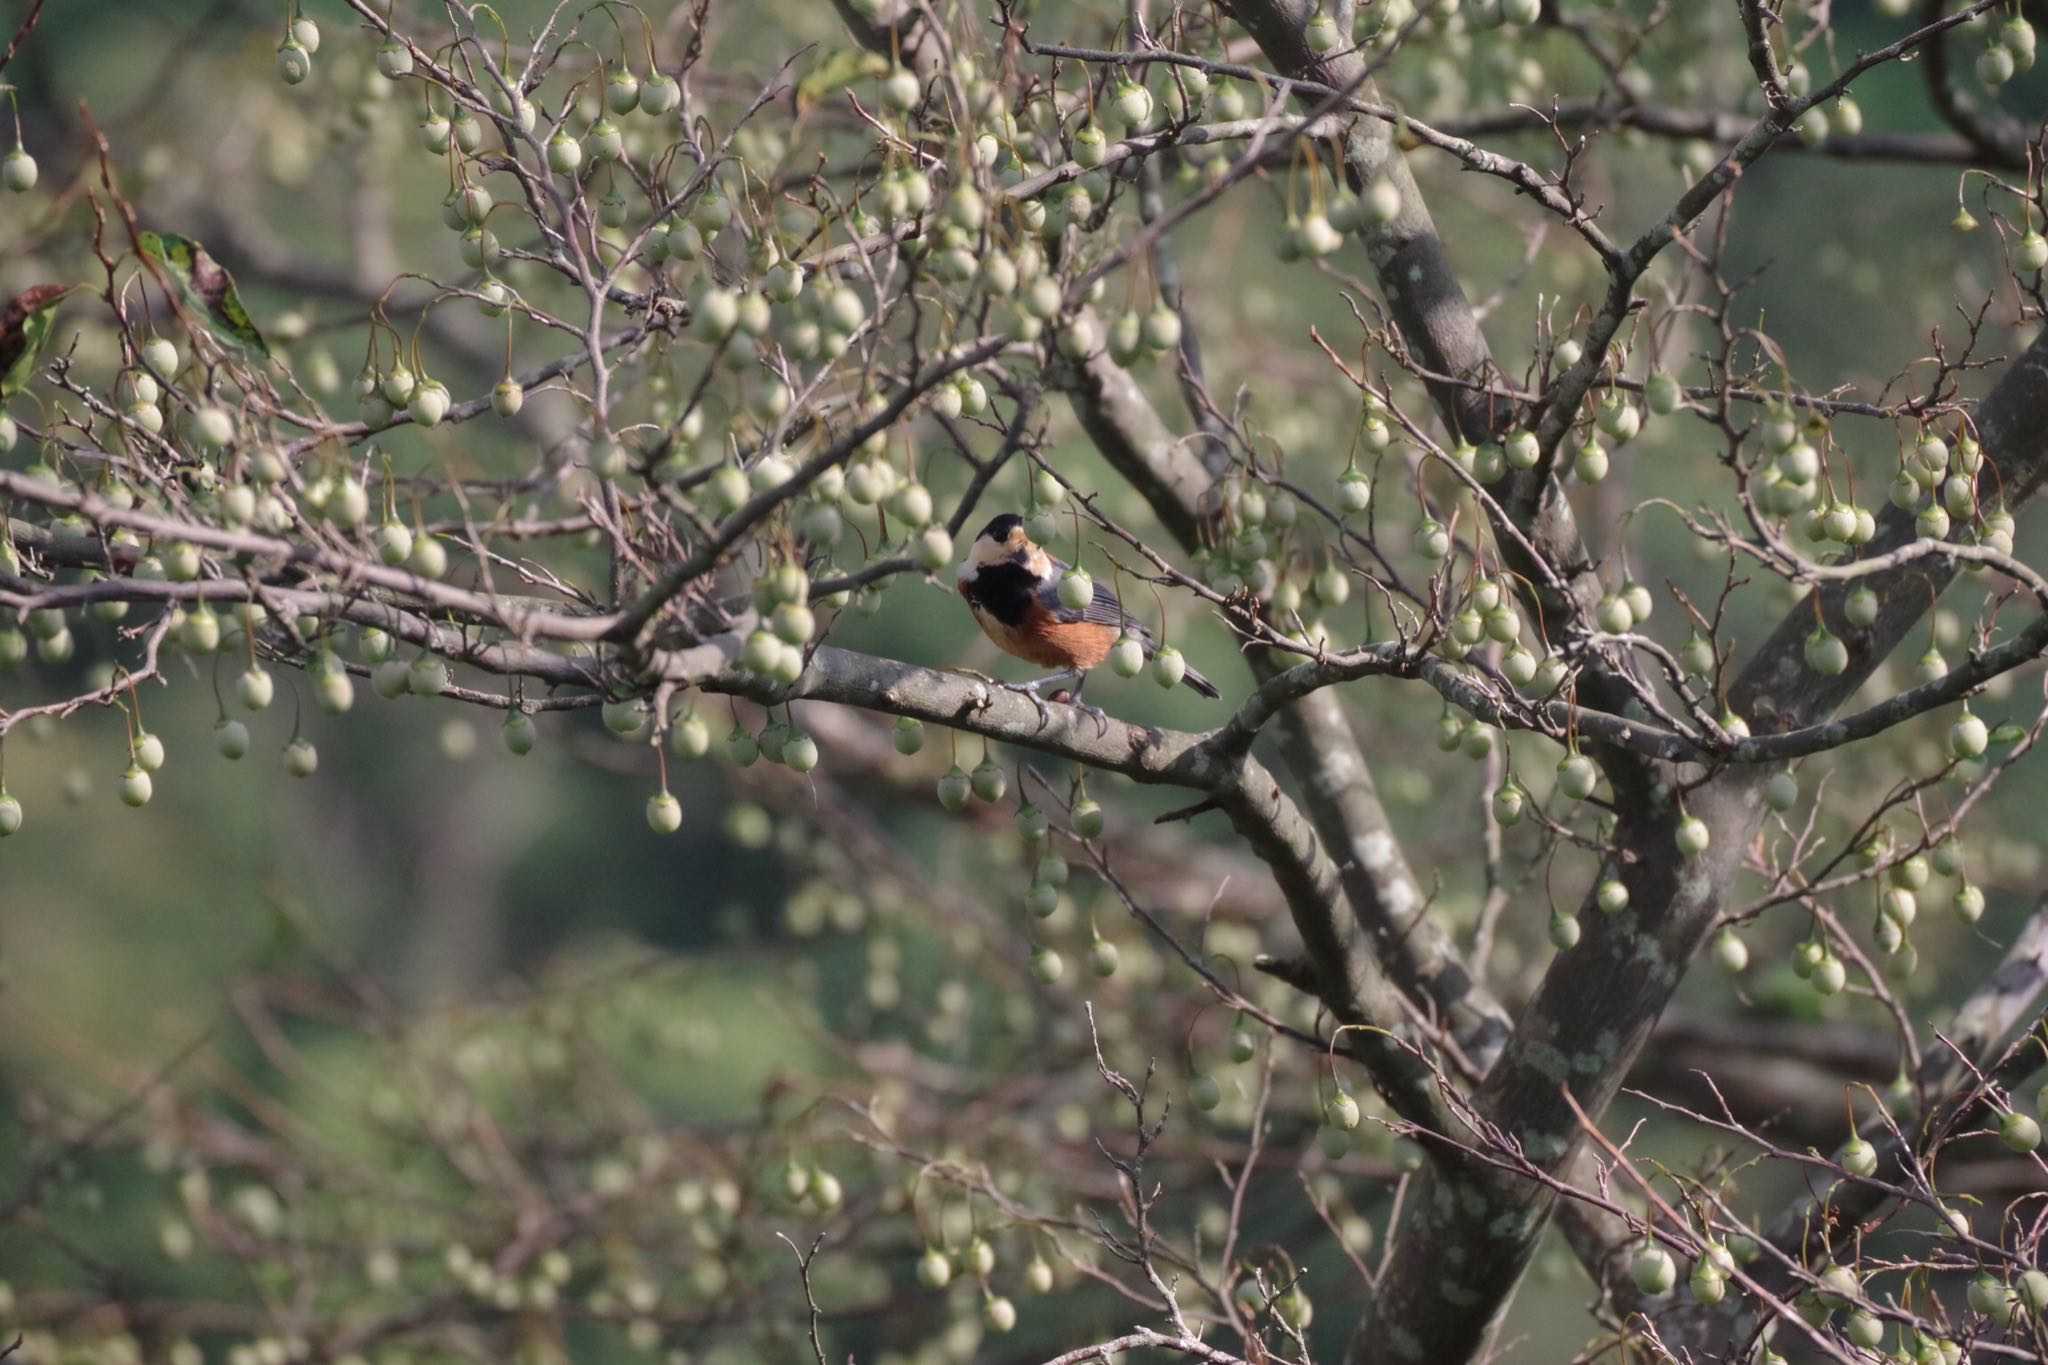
[1181, 664, 1220, 699]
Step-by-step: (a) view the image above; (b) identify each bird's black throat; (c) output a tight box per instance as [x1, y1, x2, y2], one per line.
[963, 560, 1038, 626]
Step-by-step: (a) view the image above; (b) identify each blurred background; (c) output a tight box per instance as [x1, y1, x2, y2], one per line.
[3, 2, 2046, 1361]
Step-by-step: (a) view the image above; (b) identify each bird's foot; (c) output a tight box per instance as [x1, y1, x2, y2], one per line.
[1064, 697, 1111, 735]
[1041, 679, 1109, 735]
[997, 678, 1056, 728]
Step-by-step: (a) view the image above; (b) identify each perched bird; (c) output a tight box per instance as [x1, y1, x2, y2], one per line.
[137, 231, 270, 361]
[956, 513, 1219, 708]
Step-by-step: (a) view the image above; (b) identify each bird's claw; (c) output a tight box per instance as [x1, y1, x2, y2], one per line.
[1066, 698, 1111, 736]
[1026, 680, 1110, 735]
[998, 679, 1054, 728]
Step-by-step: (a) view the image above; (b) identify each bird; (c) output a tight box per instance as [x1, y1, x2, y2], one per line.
[955, 513, 1219, 713]
[137, 231, 270, 361]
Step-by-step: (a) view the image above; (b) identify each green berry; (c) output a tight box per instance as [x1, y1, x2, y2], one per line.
[584, 117, 622, 162]
[913, 527, 953, 571]
[1804, 626, 1848, 675]
[646, 792, 683, 834]
[1, 145, 35, 195]
[372, 659, 411, 699]
[969, 757, 1006, 803]
[720, 725, 756, 768]
[1556, 753, 1598, 800]
[547, 130, 583, 174]
[409, 654, 450, 696]
[1629, 1243, 1675, 1295]
[1336, 468, 1372, 513]
[1816, 1262, 1860, 1309]
[1071, 798, 1104, 838]
[639, 73, 681, 115]
[1681, 632, 1715, 675]
[1595, 594, 1634, 634]
[1033, 852, 1068, 887]
[1109, 634, 1146, 678]
[275, 39, 313, 86]
[1025, 1257, 1054, 1294]
[1948, 708, 1988, 759]
[283, 737, 318, 777]
[889, 716, 925, 755]
[2017, 1268, 2048, 1316]
[1954, 882, 1985, 922]
[502, 710, 537, 756]
[605, 69, 641, 115]
[214, 719, 250, 759]
[180, 604, 222, 653]
[1999, 1110, 2040, 1153]
[1968, 1273, 2010, 1316]
[1645, 372, 1682, 415]
[373, 520, 414, 566]
[1087, 936, 1119, 976]
[237, 667, 275, 711]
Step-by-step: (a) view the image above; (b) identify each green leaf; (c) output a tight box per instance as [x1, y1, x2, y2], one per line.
[0, 284, 80, 401]
[138, 230, 271, 360]
[796, 48, 888, 111]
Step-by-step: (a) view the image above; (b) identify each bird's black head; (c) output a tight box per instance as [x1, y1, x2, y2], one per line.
[977, 513, 1024, 543]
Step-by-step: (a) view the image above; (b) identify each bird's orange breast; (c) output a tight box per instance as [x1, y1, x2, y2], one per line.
[971, 599, 1117, 670]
